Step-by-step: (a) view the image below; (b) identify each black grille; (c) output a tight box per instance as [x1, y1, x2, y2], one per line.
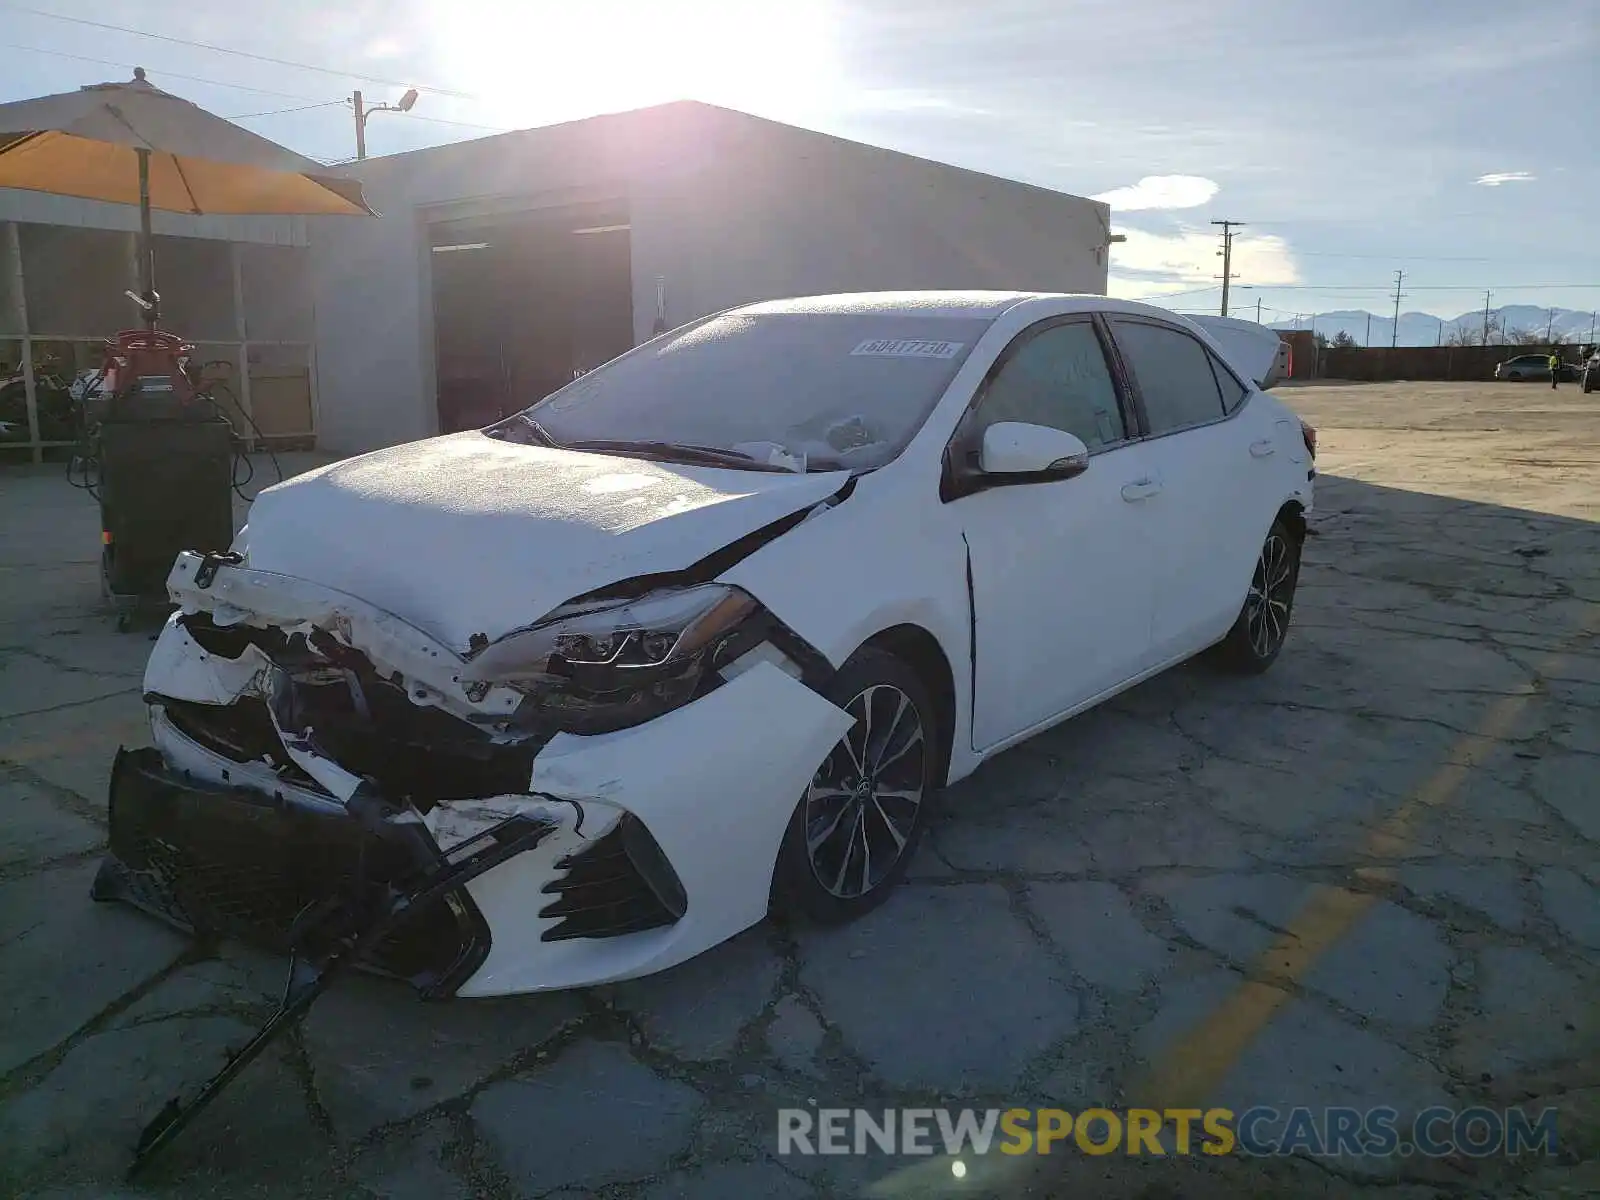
[538, 816, 682, 942]
[96, 748, 489, 995]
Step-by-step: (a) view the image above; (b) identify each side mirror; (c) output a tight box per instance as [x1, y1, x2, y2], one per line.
[978, 422, 1090, 480]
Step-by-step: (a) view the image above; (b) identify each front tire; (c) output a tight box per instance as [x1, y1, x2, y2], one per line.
[1212, 517, 1301, 674]
[773, 647, 937, 925]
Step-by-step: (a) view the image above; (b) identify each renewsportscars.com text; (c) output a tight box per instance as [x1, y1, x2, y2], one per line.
[777, 1106, 1559, 1159]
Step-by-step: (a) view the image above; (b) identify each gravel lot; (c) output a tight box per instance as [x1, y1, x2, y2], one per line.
[1, 381, 1596, 1199]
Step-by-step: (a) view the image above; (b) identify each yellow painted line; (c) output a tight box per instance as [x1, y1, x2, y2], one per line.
[1135, 608, 1600, 1109]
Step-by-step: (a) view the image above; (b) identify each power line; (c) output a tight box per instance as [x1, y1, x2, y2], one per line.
[1240, 282, 1600, 292]
[388, 111, 510, 133]
[225, 100, 346, 120]
[1291, 250, 1501, 262]
[0, 3, 475, 98]
[0, 40, 327, 100]
[1117, 284, 1224, 301]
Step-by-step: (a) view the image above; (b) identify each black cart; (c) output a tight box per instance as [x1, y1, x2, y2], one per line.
[89, 331, 237, 629]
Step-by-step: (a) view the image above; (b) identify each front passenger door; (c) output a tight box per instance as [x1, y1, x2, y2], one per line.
[950, 317, 1161, 750]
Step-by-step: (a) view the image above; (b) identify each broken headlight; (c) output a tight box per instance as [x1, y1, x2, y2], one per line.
[463, 585, 760, 733]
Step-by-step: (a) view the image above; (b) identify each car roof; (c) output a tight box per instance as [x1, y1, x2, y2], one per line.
[730, 290, 1185, 323]
[733, 291, 1049, 319]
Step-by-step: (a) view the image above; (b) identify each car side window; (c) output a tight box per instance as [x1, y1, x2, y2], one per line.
[972, 321, 1126, 450]
[1208, 352, 1250, 414]
[1110, 319, 1227, 434]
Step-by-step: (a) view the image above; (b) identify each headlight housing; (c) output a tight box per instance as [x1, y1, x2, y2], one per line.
[463, 584, 760, 733]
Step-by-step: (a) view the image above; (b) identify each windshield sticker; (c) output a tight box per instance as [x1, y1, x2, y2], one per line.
[850, 338, 964, 360]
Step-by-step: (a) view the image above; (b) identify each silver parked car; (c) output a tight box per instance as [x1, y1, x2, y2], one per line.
[1494, 352, 1577, 383]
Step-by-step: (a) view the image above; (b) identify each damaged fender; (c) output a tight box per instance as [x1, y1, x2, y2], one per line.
[456, 660, 853, 995]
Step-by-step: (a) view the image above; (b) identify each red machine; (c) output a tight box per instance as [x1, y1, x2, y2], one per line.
[98, 329, 199, 407]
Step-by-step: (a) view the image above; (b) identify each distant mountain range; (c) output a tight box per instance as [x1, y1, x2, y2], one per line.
[1267, 305, 1598, 348]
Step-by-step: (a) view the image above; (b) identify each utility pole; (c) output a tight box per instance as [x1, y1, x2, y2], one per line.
[1255, 298, 1262, 324]
[1365, 312, 1372, 347]
[1546, 308, 1556, 341]
[1390, 270, 1405, 348]
[1481, 289, 1493, 347]
[1436, 318, 1444, 346]
[1211, 220, 1244, 316]
[352, 87, 419, 160]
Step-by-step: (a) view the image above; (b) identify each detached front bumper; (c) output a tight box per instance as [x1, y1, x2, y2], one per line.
[94, 747, 498, 998]
[113, 550, 854, 996]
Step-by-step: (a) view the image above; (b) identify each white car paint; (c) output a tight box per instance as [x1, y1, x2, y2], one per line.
[241, 431, 850, 650]
[130, 290, 1313, 995]
[462, 662, 852, 994]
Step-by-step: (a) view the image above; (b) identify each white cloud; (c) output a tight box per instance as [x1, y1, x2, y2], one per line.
[1091, 175, 1219, 212]
[1107, 226, 1300, 300]
[1473, 171, 1535, 186]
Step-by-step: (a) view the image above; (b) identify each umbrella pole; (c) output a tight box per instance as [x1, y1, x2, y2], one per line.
[136, 147, 158, 329]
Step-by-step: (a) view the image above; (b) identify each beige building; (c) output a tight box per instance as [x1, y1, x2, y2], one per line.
[309, 101, 1113, 453]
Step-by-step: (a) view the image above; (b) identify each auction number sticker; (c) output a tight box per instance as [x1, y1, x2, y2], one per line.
[851, 338, 964, 359]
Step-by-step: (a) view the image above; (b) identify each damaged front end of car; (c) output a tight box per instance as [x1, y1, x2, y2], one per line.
[101, 545, 844, 1177]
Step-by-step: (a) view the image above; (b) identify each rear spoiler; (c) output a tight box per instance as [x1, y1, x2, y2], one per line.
[1184, 315, 1288, 389]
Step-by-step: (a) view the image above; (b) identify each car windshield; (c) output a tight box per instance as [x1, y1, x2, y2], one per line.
[516, 312, 993, 471]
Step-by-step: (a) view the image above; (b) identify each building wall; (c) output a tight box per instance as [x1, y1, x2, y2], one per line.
[307, 107, 689, 452]
[1276, 330, 1318, 380]
[309, 102, 1110, 453]
[638, 108, 1109, 335]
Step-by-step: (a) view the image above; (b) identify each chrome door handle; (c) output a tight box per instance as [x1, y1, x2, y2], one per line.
[1121, 479, 1162, 502]
[1250, 440, 1276, 458]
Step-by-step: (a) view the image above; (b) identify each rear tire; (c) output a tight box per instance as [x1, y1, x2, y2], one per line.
[772, 647, 937, 925]
[1212, 517, 1301, 674]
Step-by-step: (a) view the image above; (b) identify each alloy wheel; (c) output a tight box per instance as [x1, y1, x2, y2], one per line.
[804, 683, 926, 899]
[1245, 533, 1294, 658]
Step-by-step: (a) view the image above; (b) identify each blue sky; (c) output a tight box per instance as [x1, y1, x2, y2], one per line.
[3, 0, 1596, 325]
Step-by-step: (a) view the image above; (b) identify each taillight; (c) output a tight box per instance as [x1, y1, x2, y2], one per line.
[1300, 420, 1317, 459]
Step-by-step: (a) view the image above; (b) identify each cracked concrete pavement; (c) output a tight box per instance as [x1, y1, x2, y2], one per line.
[0, 381, 1596, 1198]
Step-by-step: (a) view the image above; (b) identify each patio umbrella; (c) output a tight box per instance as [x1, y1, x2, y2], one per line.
[0, 68, 374, 327]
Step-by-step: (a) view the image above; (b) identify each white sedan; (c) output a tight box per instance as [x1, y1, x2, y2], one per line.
[99, 291, 1314, 1001]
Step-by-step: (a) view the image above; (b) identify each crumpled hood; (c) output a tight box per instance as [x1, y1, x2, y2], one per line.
[243, 431, 846, 649]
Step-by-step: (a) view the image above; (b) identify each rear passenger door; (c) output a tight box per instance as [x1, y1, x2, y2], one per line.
[1105, 317, 1283, 660]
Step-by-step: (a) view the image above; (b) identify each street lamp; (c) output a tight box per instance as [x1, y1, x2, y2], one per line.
[352, 88, 419, 160]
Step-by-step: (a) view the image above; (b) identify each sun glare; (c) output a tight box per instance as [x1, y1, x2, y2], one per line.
[424, 0, 844, 130]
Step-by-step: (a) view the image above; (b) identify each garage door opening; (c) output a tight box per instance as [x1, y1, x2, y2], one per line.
[429, 201, 634, 434]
